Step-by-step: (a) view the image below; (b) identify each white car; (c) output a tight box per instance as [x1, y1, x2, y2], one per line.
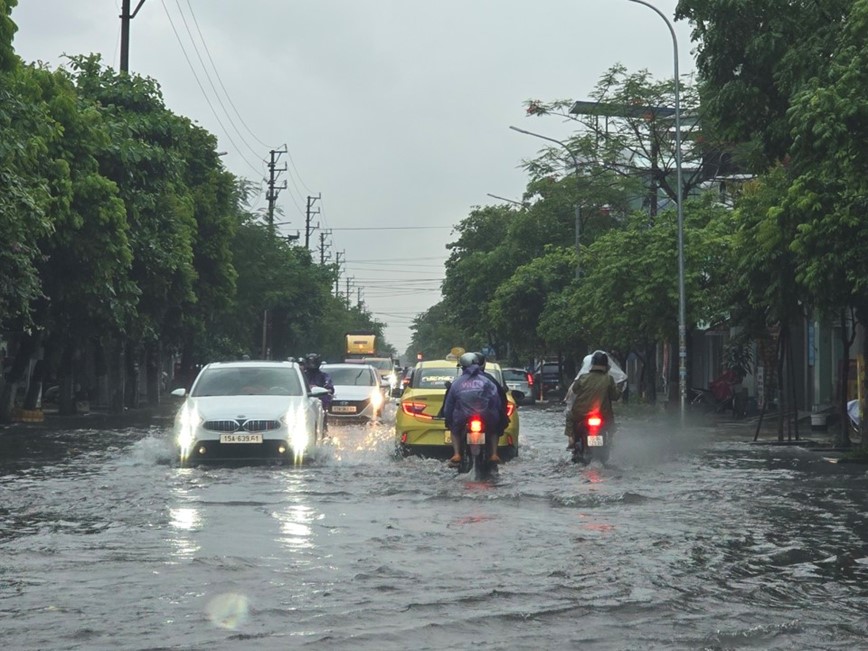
[322, 363, 385, 421]
[171, 360, 327, 465]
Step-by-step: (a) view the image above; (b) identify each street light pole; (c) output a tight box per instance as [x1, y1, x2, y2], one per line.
[509, 125, 582, 279]
[626, 0, 687, 424]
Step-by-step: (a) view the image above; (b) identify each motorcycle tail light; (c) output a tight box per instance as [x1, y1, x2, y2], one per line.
[469, 417, 483, 433]
[586, 415, 602, 427]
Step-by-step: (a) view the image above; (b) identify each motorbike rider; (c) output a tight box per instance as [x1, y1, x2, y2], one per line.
[443, 351, 508, 465]
[564, 351, 622, 449]
[303, 353, 335, 430]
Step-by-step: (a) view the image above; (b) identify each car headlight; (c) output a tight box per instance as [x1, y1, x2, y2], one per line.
[177, 405, 200, 448]
[290, 429, 310, 451]
[283, 408, 311, 450]
[370, 388, 384, 410]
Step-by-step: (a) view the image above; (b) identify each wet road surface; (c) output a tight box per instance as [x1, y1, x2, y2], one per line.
[2, 405, 868, 650]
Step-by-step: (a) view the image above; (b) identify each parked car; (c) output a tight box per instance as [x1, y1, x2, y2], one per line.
[395, 359, 520, 460]
[322, 363, 385, 421]
[501, 367, 535, 405]
[171, 360, 327, 466]
[533, 360, 563, 399]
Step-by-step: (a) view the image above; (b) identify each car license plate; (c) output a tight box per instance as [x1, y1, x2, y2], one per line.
[332, 405, 357, 413]
[587, 435, 604, 447]
[444, 430, 451, 444]
[219, 433, 263, 444]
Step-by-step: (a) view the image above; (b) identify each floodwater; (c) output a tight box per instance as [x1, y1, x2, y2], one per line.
[2, 405, 868, 650]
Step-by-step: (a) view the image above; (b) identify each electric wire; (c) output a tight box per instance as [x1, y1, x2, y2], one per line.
[174, 0, 267, 166]
[160, 0, 264, 179]
[181, 1, 309, 217]
[183, 0, 277, 151]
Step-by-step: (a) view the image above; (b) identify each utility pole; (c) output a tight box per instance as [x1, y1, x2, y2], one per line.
[319, 231, 331, 265]
[357, 286, 363, 309]
[266, 147, 287, 237]
[334, 251, 344, 296]
[119, 0, 148, 73]
[345, 276, 353, 309]
[304, 194, 321, 251]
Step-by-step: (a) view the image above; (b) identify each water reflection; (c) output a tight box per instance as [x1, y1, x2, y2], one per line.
[277, 504, 316, 551]
[168, 485, 201, 560]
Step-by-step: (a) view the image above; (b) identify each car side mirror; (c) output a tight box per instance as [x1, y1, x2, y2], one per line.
[170, 387, 187, 398]
[510, 389, 525, 403]
[309, 386, 329, 397]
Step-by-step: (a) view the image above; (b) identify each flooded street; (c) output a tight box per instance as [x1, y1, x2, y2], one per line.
[2, 406, 868, 650]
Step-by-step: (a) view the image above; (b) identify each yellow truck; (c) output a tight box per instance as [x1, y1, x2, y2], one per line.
[345, 331, 376, 357]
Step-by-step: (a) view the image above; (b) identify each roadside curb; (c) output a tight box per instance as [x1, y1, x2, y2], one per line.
[0, 403, 176, 435]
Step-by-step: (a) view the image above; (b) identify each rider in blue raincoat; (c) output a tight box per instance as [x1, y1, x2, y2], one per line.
[443, 352, 506, 465]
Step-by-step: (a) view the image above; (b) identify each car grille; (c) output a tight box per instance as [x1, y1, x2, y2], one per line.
[203, 419, 281, 432]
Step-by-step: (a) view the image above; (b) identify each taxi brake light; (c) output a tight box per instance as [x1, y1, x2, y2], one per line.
[401, 401, 433, 420]
[506, 403, 516, 417]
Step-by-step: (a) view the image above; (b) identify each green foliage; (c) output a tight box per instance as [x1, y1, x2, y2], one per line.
[0, 0, 18, 73]
[675, 0, 851, 169]
[488, 247, 576, 357]
[523, 64, 710, 206]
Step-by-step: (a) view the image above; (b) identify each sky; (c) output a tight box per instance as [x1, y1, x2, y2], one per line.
[10, 0, 695, 357]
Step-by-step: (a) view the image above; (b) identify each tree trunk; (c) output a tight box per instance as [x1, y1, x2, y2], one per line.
[145, 341, 160, 406]
[645, 340, 657, 404]
[59, 344, 77, 416]
[108, 337, 125, 413]
[777, 326, 786, 441]
[125, 342, 140, 409]
[837, 309, 852, 447]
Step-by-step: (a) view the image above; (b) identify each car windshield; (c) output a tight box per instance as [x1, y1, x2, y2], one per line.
[327, 367, 376, 386]
[191, 367, 303, 397]
[502, 369, 528, 382]
[364, 359, 393, 371]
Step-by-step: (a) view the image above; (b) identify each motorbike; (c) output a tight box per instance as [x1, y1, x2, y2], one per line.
[458, 414, 497, 480]
[689, 369, 743, 416]
[571, 410, 611, 465]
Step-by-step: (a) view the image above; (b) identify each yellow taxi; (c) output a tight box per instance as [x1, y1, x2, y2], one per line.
[395, 359, 521, 460]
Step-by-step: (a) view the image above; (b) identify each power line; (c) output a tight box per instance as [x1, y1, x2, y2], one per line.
[160, 0, 264, 178]
[175, 0, 266, 164]
[178, 1, 312, 215]
[328, 226, 452, 231]
[183, 0, 277, 151]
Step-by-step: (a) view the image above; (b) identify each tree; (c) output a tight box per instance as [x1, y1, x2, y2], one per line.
[488, 247, 576, 360]
[675, 0, 851, 170]
[786, 0, 868, 446]
[524, 64, 716, 213]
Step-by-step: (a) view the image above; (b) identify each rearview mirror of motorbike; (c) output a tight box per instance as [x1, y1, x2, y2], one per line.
[443, 380, 452, 391]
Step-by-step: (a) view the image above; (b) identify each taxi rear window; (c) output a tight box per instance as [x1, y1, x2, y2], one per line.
[412, 367, 504, 388]
[413, 367, 459, 388]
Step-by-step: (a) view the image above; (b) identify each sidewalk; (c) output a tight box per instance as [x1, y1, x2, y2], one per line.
[0, 402, 177, 435]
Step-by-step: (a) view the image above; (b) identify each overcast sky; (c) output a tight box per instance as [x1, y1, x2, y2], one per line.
[11, 0, 695, 357]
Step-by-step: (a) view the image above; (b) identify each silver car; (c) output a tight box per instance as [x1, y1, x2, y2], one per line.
[322, 363, 386, 421]
[171, 360, 328, 465]
[501, 367, 535, 405]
